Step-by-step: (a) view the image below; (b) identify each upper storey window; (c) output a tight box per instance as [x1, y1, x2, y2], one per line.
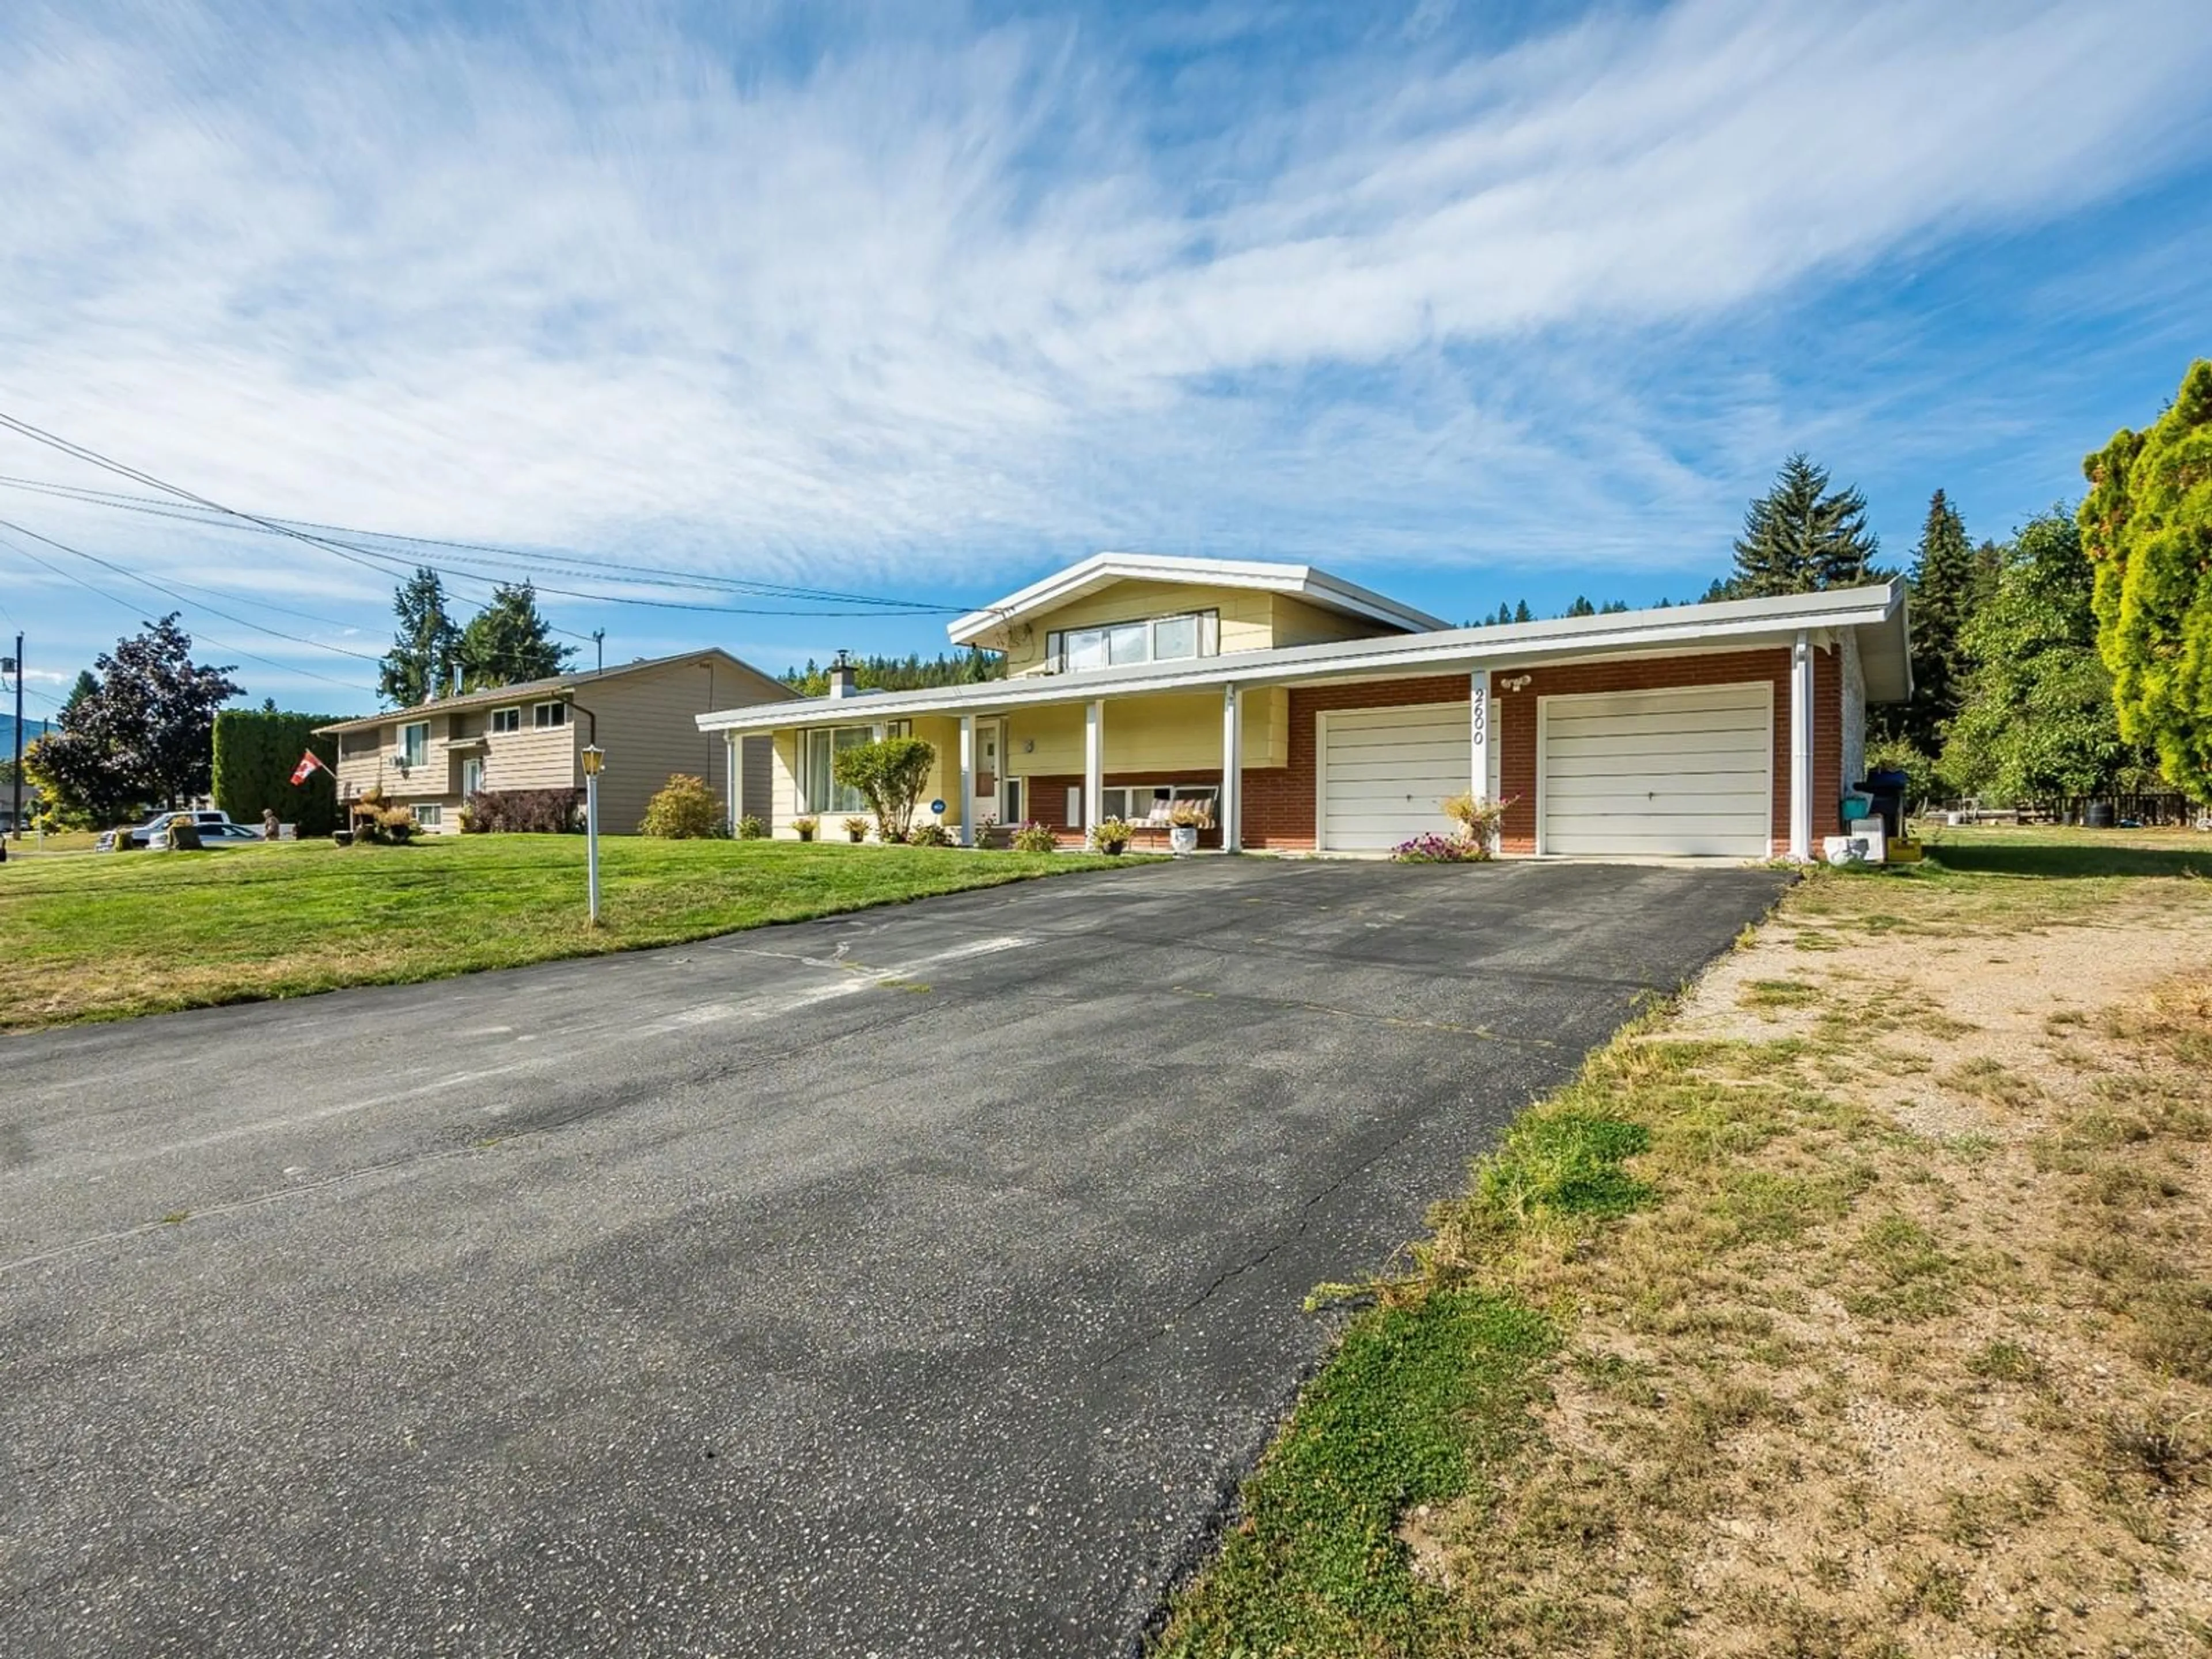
[1046, 610, 1218, 674]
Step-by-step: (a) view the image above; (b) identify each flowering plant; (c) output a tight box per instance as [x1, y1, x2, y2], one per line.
[1010, 820, 1057, 853]
[1392, 831, 1487, 863]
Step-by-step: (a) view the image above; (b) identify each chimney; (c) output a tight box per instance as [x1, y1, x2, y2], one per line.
[827, 650, 857, 700]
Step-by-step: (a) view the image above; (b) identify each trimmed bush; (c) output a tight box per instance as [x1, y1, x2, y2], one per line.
[831, 736, 937, 841]
[734, 813, 766, 840]
[463, 788, 582, 834]
[640, 774, 719, 839]
[211, 709, 346, 836]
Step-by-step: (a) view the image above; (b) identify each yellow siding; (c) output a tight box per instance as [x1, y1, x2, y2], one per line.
[1271, 594, 1400, 649]
[1002, 688, 1286, 779]
[1002, 580, 1278, 675]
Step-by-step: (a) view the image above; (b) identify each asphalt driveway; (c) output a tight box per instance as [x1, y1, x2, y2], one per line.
[0, 856, 1788, 1657]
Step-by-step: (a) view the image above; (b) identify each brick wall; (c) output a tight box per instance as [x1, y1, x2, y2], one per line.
[1021, 645, 1846, 854]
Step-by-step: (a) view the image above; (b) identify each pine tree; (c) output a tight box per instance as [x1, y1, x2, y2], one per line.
[1565, 596, 1597, 618]
[458, 582, 574, 691]
[59, 669, 97, 718]
[1888, 490, 1980, 753]
[378, 568, 463, 707]
[1513, 600, 1532, 623]
[1722, 454, 1885, 597]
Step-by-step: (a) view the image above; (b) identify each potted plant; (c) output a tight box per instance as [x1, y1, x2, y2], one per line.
[1440, 793, 1514, 859]
[1165, 799, 1211, 856]
[1089, 815, 1134, 856]
[843, 815, 870, 843]
[791, 815, 818, 842]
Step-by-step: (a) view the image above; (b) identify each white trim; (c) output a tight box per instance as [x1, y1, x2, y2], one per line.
[1083, 700, 1104, 838]
[1535, 680, 1774, 858]
[949, 551, 1446, 646]
[1790, 632, 1815, 862]
[958, 714, 976, 847]
[704, 582, 1907, 735]
[1221, 684, 1242, 853]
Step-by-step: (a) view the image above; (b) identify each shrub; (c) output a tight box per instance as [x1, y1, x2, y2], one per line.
[734, 813, 766, 840]
[1166, 799, 1213, 828]
[210, 709, 345, 836]
[378, 807, 418, 844]
[906, 821, 953, 847]
[1010, 820, 1057, 854]
[463, 788, 581, 834]
[831, 736, 938, 840]
[791, 815, 818, 840]
[1089, 815, 1134, 854]
[639, 773, 719, 839]
[1393, 831, 1487, 862]
[1441, 793, 1513, 846]
[843, 815, 872, 843]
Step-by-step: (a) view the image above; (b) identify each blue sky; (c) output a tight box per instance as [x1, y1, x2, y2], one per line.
[3, 0, 2210, 714]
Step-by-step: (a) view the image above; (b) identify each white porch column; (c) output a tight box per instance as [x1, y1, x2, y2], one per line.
[1469, 669, 1493, 851]
[1219, 684, 1243, 853]
[1789, 630, 1815, 861]
[957, 713, 976, 847]
[1083, 699, 1104, 836]
[725, 733, 739, 828]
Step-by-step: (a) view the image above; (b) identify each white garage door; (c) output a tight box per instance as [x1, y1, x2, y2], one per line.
[1540, 683, 1772, 857]
[1318, 701, 1497, 851]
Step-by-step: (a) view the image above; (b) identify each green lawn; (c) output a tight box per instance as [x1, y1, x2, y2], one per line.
[0, 835, 1146, 1031]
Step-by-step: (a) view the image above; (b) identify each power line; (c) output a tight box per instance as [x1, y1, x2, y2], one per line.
[0, 517, 384, 662]
[0, 450, 974, 615]
[0, 530, 372, 691]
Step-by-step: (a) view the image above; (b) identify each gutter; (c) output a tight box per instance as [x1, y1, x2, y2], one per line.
[700, 582, 1906, 734]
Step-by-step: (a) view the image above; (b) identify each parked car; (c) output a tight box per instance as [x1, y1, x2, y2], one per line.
[97, 809, 236, 852]
[154, 821, 266, 850]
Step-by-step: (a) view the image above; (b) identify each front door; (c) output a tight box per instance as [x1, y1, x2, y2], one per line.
[973, 721, 1001, 831]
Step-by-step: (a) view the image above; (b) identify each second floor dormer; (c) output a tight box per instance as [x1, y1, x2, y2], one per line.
[945, 552, 1448, 677]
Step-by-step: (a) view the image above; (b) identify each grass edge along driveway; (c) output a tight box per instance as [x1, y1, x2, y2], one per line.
[1153, 824, 2212, 1657]
[0, 836, 1149, 1032]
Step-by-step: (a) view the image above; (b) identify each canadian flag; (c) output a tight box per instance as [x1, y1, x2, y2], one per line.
[290, 749, 331, 786]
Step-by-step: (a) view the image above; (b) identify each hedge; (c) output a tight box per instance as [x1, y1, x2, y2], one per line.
[210, 709, 349, 836]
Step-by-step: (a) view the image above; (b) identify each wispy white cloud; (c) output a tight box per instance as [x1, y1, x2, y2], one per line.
[1, 0, 2209, 691]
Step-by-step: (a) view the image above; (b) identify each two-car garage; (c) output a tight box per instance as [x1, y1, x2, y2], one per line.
[1314, 681, 1774, 858]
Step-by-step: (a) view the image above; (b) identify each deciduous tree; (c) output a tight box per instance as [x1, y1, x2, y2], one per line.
[1938, 512, 2157, 802]
[28, 615, 241, 822]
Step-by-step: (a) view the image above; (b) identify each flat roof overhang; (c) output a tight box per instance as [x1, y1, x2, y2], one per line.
[702, 582, 1909, 736]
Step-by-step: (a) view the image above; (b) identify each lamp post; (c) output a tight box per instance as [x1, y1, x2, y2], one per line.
[581, 744, 605, 925]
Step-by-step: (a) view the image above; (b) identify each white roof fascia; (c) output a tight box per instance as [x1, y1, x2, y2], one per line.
[946, 551, 1447, 646]
[703, 582, 1906, 734]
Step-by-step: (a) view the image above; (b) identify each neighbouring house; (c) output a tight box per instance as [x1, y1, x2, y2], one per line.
[320, 649, 793, 834]
[696, 552, 1910, 859]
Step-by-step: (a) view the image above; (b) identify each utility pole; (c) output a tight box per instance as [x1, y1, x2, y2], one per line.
[593, 628, 605, 676]
[6, 633, 21, 844]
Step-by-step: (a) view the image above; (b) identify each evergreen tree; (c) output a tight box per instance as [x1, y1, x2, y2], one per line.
[1884, 489, 1980, 753]
[59, 669, 97, 718]
[378, 568, 462, 707]
[1565, 596, 1597, 618]
[1513, 600, 1532, 623]
[2078, 358, 2212, 802]
[458, 582, 574, 690]
[1721, 454, 1885, 597]
[1600, 599, 1630, 615]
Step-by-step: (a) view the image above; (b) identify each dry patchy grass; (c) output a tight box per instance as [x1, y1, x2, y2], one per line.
[1158, 825, 2212, 1657]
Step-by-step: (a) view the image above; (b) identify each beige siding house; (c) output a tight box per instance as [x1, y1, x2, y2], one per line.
[320, 649, 791, 834]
